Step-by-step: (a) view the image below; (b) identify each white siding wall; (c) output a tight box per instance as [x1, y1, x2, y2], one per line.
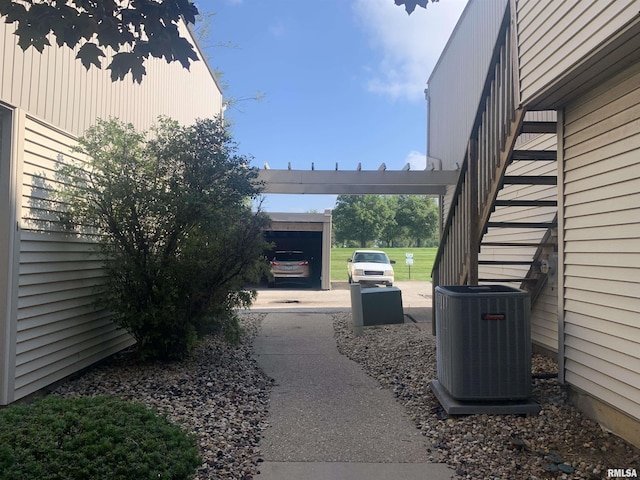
[516, 0, 640, 107]
[0, 22, 222, 137]
[14, 116, 134, 400]
[562, 62, 640, 422]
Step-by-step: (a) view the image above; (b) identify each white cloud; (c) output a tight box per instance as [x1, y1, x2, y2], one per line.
[353, 0, 466, 102]
[269, 21, 286, 38]
[404, 150, 427, 170]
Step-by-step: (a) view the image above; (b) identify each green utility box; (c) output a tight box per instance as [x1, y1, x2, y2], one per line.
[361, 286, 404, 326]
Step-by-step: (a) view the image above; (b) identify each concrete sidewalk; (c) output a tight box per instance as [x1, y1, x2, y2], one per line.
[253, 312, 454, 480]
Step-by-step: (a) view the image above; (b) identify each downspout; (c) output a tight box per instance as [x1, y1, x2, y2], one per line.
[556, 108, 566, 384]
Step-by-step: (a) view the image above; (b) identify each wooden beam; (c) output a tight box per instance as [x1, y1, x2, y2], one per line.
[467, 139, 479, 285]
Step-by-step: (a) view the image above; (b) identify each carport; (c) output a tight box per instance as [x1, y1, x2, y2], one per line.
[260, 166, 458, 291]
[265, 211, 332, 290]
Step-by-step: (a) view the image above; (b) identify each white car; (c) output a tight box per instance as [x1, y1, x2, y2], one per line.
[347, 249, 395, 287]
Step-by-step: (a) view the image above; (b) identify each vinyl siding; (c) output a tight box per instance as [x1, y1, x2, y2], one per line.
[562, 62, 640, 422]
[531, 282, 558, 354]
[0, 22, 222, 136]
[1, 16, 223, 402]
[516, 0, 640, 108]
[14, 116, 134, 400]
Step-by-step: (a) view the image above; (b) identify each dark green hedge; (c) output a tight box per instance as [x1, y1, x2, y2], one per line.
[0, 396, 200, 480]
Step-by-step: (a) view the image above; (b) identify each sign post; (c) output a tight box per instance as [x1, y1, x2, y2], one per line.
[405, 253, 414, 280]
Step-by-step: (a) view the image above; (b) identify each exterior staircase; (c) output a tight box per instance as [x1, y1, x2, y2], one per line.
[431, 17, 559, 326]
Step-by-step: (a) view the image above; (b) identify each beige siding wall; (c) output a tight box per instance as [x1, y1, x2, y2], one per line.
[1, 17, 223, 402]
[531, 281, 558, 354]
[562, 62, 640, 423]
[14, 116, 134, 400]
[516, 0, 640, 107]
[0, 22, 222, 136]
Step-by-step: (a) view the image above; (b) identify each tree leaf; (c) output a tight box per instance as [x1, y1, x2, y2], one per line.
[0, 1, 27, 23]
[108, 52, 146, 83]
[14, 22, 51, 52]
[171, 36, 199, 68]
[76, 42, 105, 70]
[4, 0, 202, 82]
[394, 0, 431, 15]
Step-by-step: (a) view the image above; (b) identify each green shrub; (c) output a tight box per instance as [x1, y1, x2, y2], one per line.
[54, 117, 271, 360]
[0, 396, 201, 480]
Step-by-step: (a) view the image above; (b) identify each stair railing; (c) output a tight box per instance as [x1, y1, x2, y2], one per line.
[431, 10, 521, 332]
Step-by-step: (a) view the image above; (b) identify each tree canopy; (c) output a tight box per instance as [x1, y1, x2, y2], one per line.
[333, 194, 438, 248]
[0, 0, 200, 82]
[1, 0, 433, 82]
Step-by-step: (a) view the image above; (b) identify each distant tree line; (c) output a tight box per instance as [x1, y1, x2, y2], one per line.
[332, 195, 439, 248]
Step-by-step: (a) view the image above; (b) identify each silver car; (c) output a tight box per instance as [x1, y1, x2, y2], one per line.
[269, 250, 311, 287]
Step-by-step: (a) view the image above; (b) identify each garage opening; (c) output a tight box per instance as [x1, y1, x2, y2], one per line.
[263, 212, 332, 290]
[264, 230, 322, 288]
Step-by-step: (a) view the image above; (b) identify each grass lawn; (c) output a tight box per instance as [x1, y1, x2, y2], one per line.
[331, 247, 437, 282]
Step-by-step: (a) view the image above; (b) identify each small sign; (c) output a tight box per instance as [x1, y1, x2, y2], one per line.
[405, 253, 414, 266]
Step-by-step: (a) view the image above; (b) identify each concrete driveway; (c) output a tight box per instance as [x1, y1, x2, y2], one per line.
[250, 280, 434, 328]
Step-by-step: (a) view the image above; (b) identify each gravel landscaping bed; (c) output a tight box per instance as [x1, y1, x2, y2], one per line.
[50, 310, 638, 480]
[53, 313, 271, 480]
[332, 312, 640, 479]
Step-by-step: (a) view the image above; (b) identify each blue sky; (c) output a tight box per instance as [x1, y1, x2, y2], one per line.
[195, 0, 467, 212]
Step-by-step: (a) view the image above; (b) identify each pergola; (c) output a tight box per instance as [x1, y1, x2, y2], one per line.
[258, 166, 459, 290]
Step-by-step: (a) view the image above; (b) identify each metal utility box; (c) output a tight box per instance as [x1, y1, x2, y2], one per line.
[361, 287, 404, 326]
[435, 285, 531, 401]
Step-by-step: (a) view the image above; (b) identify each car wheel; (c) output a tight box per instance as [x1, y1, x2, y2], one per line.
[348, 275, 352, 284]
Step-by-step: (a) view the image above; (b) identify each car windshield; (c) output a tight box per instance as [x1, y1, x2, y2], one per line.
[354, 252, 389, 263]
[274, 251, 306, 262]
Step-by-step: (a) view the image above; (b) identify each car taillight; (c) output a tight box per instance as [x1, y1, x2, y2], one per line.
[270, 261, 278, 266]
[300, 261, 309, 265]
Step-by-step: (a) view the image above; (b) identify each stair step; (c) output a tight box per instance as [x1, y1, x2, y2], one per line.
[495, 199, 557, 207]
[478, 260, 540, 266]
[503, 176, 557, 185]
[520, 121, 557, 134]
[487, 221, 557, 229]
[511, 150, 557, 161]
[478, 278, 538, 283]
[482, 242, 556, 248]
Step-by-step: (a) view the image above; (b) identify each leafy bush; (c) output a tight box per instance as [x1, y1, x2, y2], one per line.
[56, 117, 271, 360]
[0, 396, 201, 480]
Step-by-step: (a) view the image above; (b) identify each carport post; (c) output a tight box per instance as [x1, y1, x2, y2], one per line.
[350, 283, 364, 336]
